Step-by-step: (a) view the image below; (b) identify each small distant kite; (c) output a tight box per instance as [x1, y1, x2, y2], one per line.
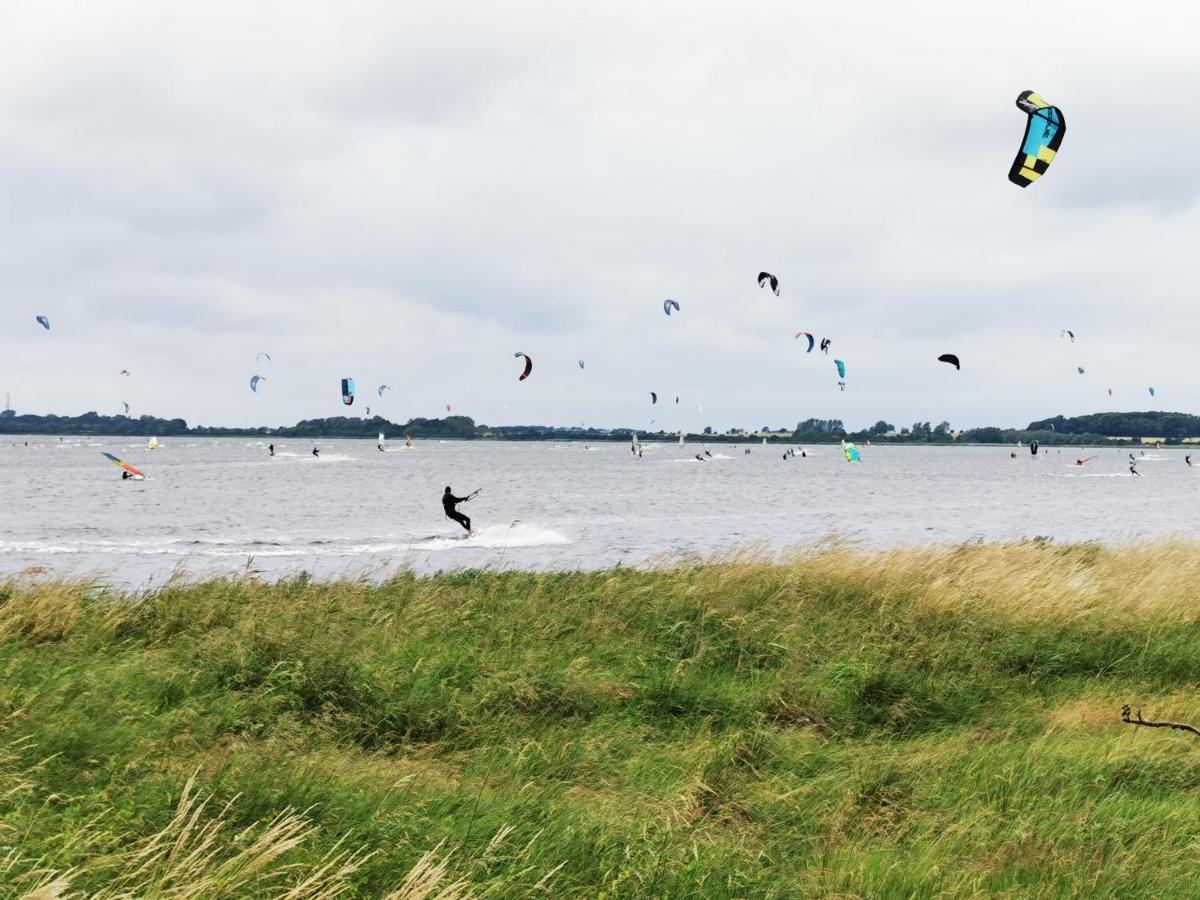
[578, 360, 585, 369]
[365, 406, 371, 416]
[35, 316, 50, 330]
[1149, 387, 1156, 397]
[938, 354, 961, 370]
[514, 352, 533, 381]
[820, 338, 831, 354]
[257, 352, 272, 363]
[119, 369, 130, 377]
[795, 332, 814, 353]
[1107, 388, 1113, 397]
[446, 404, 452, 412]
[757, 272, 780, 295]
[834, 359, 846, 379]
[250, 375, 265, 392]
[649, 392, 657, 405]
[341, 378, 356, 406]
[663, 299, 680, 316]
[377, 384, 391, 397]
[1061, 330, 1075, 342]
[1009, 91, 1066, 188]
[1077, 367, 1085, 375]
[121, 401, 130, 415]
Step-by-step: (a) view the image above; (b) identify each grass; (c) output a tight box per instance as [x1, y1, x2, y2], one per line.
[4, 541, 1200, 896]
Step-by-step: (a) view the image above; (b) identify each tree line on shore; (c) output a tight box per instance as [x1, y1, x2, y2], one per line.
[2, 409, 1197, 445]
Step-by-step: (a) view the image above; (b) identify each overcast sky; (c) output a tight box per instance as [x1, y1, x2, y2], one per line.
[2, 1, 1198, 432]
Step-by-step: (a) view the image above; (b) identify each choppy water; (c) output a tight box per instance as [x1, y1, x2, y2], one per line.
[2, 437, 1198, 586]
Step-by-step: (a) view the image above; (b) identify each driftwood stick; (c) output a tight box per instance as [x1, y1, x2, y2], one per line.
[1121, 704, 1200, 738]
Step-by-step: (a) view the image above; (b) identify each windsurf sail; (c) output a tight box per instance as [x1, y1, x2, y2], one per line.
[842, 441, 861, 463]
[102, 452, 145, 478]
[147, 437, 158, 450]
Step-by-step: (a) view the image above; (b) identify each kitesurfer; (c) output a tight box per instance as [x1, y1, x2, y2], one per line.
[1129, 462, 1141, 477]
[312, 447, 320, 458]
[121, 471, 132, 480]
[704, 449, 712, 458]
[694, 453, 705, 462]
[1187, 455, 1192, 467]
[268, 443, 274, 457]
[442, 487, 474, 533]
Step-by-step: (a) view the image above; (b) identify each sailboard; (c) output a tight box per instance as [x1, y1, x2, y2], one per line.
[103, 452, 145, 479]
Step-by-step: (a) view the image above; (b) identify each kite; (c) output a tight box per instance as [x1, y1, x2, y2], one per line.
[446, 404, 452, 412]
[1149, 387, 1156, 397]
[121, 401, 130, 415]
[1077, 367, 1085, 375]
[514, 352, 533, 381]
[1107, 388, 1113, 396]
[341, 378, 356, 406]
[795, 332, 815, 352]
[365, 406, 371, 416]
[1009, 90, 1066, 188]
[1061, 330, 1075, 342]
[119, 369, 130, 377]
[663, 299, 680, 316]
[578, 360, 585, 369]
[820, 338, 831, 354]
[650, 392, 658, 405]
[757, 272, 780, 295]
[102, 452, 144, 479]
[834, 359, 846, 379]
[377, 385, 391, 397]
[257, 352, 272, 362]
[35, 316, 49, 330]
[250, 375, 265, 392]
[938, 354, 960, 370]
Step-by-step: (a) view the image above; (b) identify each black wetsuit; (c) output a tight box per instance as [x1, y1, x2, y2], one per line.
[268, 444, 274, 457]
[443, 490, 471, 532]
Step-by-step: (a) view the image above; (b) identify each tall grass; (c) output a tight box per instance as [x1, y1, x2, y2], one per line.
[3, 541, 1200, 896]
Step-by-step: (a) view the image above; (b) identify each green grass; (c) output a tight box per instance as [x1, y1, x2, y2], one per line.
[4, 542, 1200, 897]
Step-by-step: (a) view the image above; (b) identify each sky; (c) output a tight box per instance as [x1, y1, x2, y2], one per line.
[2, 0, 1198, 433]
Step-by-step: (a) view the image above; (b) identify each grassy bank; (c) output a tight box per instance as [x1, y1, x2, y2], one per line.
[4, 543, 1200, 897]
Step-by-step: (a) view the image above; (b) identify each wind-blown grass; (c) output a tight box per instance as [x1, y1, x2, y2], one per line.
[3, 541, 1200, 896]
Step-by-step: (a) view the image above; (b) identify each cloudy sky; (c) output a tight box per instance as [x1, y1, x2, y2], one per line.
[2, 1, 1198, 432]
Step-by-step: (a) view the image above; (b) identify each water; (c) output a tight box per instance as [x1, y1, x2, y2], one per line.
[2, 437, 1197, 586]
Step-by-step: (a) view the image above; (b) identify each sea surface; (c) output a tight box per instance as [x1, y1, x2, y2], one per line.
[3, 437, 1198, 586]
